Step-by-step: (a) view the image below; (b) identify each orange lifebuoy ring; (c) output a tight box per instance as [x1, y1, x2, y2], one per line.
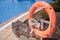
[29, 1, 56, 38]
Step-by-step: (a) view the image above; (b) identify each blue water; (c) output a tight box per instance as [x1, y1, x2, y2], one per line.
[0, 0, 52, 24]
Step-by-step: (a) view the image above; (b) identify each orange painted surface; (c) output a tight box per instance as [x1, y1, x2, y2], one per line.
[29, 1, 56, 38]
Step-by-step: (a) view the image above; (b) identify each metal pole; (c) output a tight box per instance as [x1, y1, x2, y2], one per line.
[40, 19, 44, 40]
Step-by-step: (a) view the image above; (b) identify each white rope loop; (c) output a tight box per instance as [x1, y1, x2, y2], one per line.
[29, 18, 40, 35]
[29, 18, 40, 29]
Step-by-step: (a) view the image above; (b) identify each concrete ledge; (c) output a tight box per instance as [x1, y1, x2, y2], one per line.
[0, 11, 29, 31]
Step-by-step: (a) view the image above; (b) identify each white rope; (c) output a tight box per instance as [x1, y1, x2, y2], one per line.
[29, 18, 41, 35]
[41, 19, 50, 24]
[29, 18, 40, 29]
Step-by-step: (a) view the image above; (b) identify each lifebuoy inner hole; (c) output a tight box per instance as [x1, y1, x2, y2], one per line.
[33, 10, 50, 31]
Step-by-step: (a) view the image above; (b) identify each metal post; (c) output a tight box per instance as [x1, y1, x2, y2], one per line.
[40, 19, 44, 40]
